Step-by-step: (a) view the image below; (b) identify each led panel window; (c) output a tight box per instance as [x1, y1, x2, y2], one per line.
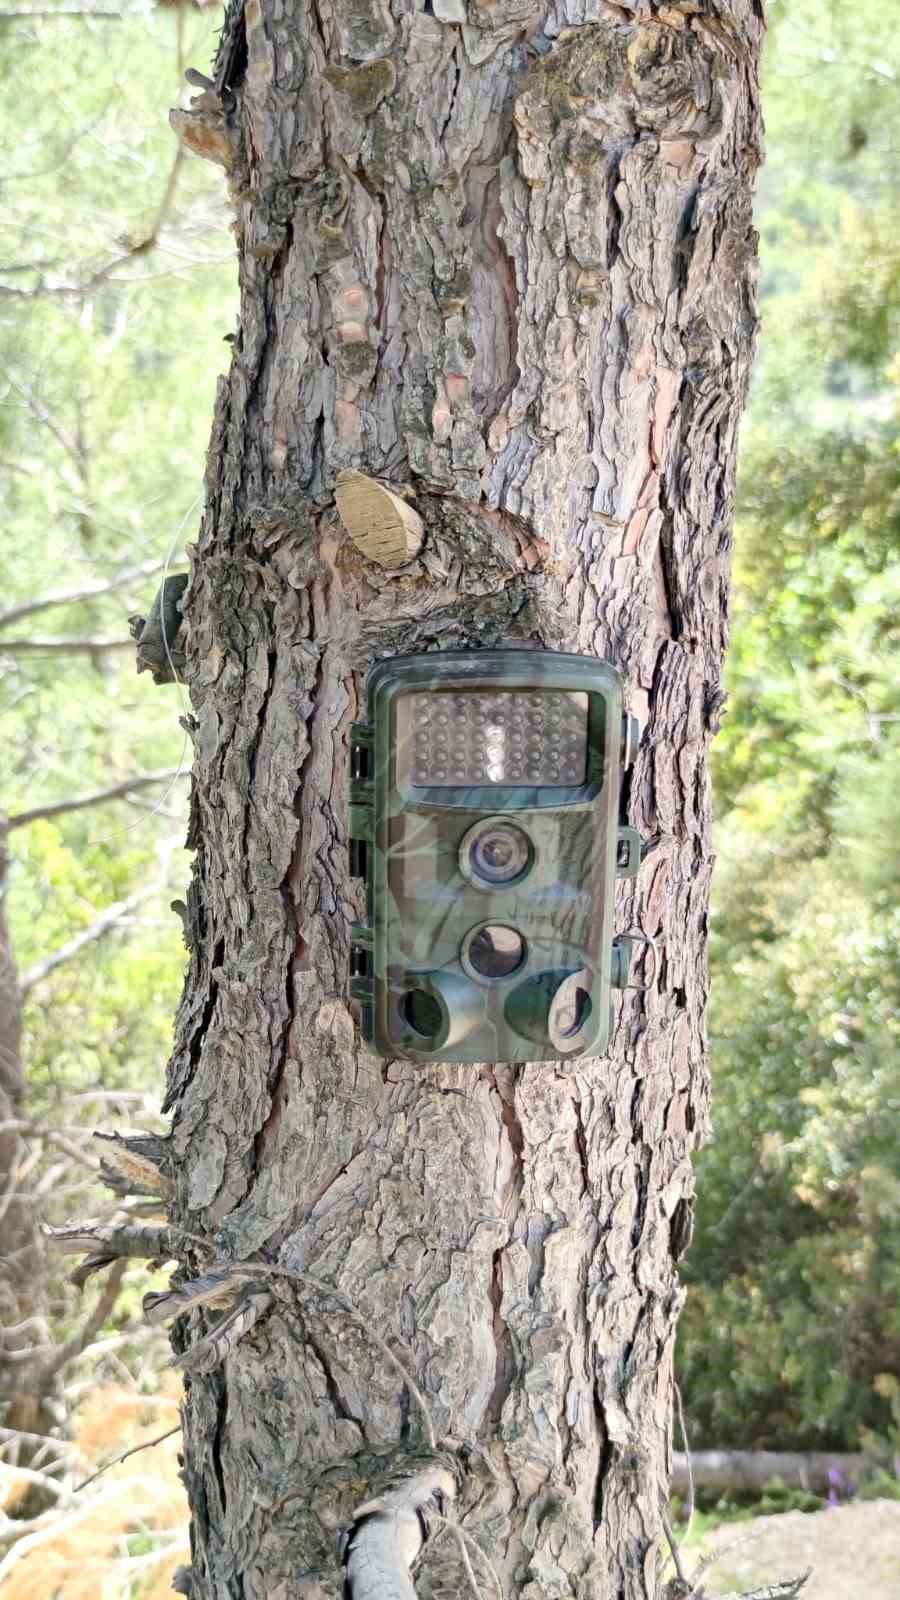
[400, 690, 589, 787]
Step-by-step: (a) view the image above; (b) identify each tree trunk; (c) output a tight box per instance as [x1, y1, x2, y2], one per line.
[167, 2, 763, 1595]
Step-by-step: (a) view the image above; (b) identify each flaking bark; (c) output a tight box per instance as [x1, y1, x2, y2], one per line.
[163, 2, 764, 1595]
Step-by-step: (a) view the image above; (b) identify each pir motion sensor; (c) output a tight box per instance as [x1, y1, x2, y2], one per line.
[347, 649, 651, 1064]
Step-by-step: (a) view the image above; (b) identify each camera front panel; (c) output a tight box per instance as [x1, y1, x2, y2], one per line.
[351, 650, 628, 1064]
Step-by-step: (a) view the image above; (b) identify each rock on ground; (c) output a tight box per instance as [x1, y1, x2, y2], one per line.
[695, 1499, 900, 1599]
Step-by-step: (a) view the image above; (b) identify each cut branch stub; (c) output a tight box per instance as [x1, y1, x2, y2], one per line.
[44, 1220, 181, 1261]
[169, 90, 236, 170]
[335, 471, 425, 568]
[93, 1130, 175, 1200]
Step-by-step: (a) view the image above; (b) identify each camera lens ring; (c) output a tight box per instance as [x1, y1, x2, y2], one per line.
[400, 987, 446, 1040]
[460, 922, 527, 986]
[459, 817, 534, 892]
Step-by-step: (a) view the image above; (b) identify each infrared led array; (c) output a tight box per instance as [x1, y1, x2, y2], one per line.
[407, 690, 588, 786]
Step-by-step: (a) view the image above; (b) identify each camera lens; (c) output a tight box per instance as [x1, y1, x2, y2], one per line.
[463, 924, 525, 982]
[460, 818, 532, 889]
[401, 989, 444, 1038]
[553, 985, 592, 1038]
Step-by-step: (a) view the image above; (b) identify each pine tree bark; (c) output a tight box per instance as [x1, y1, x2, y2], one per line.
[167, 2, 764, 1595]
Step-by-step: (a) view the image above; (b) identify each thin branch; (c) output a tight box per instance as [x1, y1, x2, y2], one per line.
[7, 768, 186, 829]
[675, 1381, 694, 1533]
[44, 1220, 182, 1260]
[0, 7, 124, 16]
[429, 1523, 484, 1600]
[430, 1515, 502, 1600]
[687, 1529, 765, 1597]
[42, 1258, 127, 1383]
[73, 1424, 181, 1494]
[662, 1513, 689, 1590]
[0, 369, 83, 468]
[0, 142, 186, 303]
[0, 1427, 68, 1451]
[20, 1125, 99, 1173]
[19, 886, 158, 994]
[0, 559, 169, 631]
[0, 636, 134, 656]
[722, 1576, 812, 1600]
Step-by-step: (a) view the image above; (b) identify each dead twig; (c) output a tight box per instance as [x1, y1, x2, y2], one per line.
[20, 887, 159, 994]
[73, 1424, 182, 1494]
[8, 769, 186, 829]
[0, 636, 135, 656]
[0, 559, 168, 630]
[723, 1574, 812, 1600]
[42, 1259, 127, 1383]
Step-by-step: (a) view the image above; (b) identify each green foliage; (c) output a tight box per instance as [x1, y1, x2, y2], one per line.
[671, 1484, 827, 1544]
[0, 8, 234, 1379]
[1, 5, 236, 1113]
[679, 0, 900, 1451]
[2, 0, 899, 1465]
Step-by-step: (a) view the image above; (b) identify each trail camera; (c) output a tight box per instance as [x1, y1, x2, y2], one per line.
[348, 650, 643, 1063]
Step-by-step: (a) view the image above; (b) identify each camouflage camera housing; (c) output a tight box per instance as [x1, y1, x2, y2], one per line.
[348, 650, 642, 1063]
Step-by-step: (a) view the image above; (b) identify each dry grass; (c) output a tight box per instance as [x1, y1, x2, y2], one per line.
[0, 1377, 188, 1600]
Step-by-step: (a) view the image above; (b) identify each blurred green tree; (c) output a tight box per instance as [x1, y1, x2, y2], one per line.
[678, 0, 900, 1454]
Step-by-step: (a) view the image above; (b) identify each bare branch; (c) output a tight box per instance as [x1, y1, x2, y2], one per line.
[0, 1463, 71, 1502]
[0, 143, 186, 303]
[721, 1576, 812, 1600]
[0, 368, 84, 468]
[0, 1482, 130, 1564]
[674, 1382, 694, 1533]
[685, 1529, 765, 1598]
[43, 1219, 181, 1262]
[42, 1259, 127, 1384]
[7, 769, 186, 830]
[0, 636, 134, 656]
[143, 1269, 246, 1324]
[172, 1289, 274, 1376]
[0, 7, 125, 16]
[1, 1121, 100, 1173]
[74, 1425, 181, 1494]
[662, 1513, 689, 1592]
[429, 1515, 503, 1600]
[19, 886, 158, 994]
[0, 559, 170, 631]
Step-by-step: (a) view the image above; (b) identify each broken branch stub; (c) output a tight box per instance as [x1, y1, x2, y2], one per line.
[335, 471, 425, 568]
